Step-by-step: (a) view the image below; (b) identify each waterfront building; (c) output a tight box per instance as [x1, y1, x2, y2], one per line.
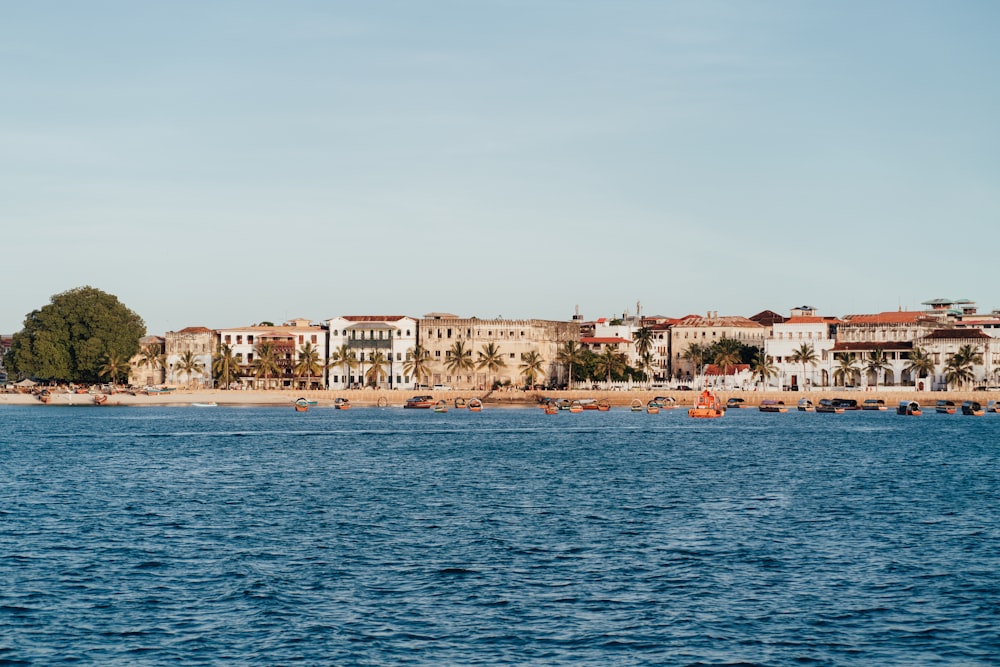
[216, 319, 328, 390]
[670, 312, 766, 382]
[325, 315, 417, 389]
[914, 328, 998, 390]
[164, 327, 214, 388]
[765, 309, 840, 389]
[0, 335, 11, 384]
[832, 311, 942, 387]
[129, 335, 166, 387]
[417, 313, 579, 389]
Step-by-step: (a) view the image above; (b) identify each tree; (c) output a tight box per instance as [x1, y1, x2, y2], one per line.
[137, 343, 165, 387]
[251, 341, 281, 389]
[595, 347, 627, 386]
[633, 327, 654, 384]
[444, 340, 475, 387]
[711, 338, 743, 390]
[404, 345, 432, 387]
[6, 286, 145, 383]
[364, 351, 388, 387]
[555, 341, 584, 389]
[294, 342, 323, 389]
[212, 343, 241, 389]
[833, 353, 859, 387]
[98, 352, 129, 387]
[865, 347, 891, 389]
[519, 350, 546, 387]
[327, 344, 358, 388]
[905, 346, 935, 387]
[682, 343, 709, 382]
[476, 343, 507, 389]
[750, 350, 777, 388]
[944, 345, 981, 390]
[789, 343, 818, 389]
[174, 350, 205, 388]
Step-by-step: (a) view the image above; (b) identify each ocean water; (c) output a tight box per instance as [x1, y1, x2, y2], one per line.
[1, 404, 998, 666]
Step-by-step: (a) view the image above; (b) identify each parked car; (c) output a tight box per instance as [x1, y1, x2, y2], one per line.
[432, 384, 453, 391]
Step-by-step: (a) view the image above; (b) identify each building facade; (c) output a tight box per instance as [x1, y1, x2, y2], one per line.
[164, 327, 214, 388]
[325, 315, 418, 389]
[216, 319, 328, 389]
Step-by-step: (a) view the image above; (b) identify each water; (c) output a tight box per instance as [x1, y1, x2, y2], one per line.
[1, 405, 998, 665]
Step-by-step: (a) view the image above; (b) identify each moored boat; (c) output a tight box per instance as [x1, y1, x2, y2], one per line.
[404, 395, 435, 409]
[988, 400, 1000, 414]
[961, 400, 984, 416]
[936, 400, 957, 415]
[897, 400, 922, 416]
[568, 401, 584, 413]
[688, 390, 724, 418]
[294, 397, 310, 412]
[726, 397, 746, 409]
[191, 401, 217, 407]
[454, 397, 466, 408]
[433, 400, 449, 413]
[797, 398, 815, 412]
[468, 398, 483, 412]
[630, 399, 643, 412]
[646, 400, 660, 414]
[862, 399, 887, 411]
[334, 397, 351, 410]
[816, 398, 844, 414]
[759, 399, 787, 413]
[597, 399, 611, 411]
[94, 394, 108, 405]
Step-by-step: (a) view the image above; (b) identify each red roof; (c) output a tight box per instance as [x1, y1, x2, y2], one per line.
[580, 337, 631, 345]
[782, 316, 840, 324]
[341, 315, 408, 322]
[921, 329, 992, 340]
[842, 311, 936, 324]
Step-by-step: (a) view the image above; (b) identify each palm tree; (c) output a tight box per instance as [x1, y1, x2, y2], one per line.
[174, 350, 205, 388]
[294, 341, 323, 389]
[476, 342, 507, 389]
[444, 340, 475, 387]
[212, 343, 241, 389]
[712, 341, 743, 390]
[750, 350, 777, 388]
[327, 344, 358, 389]
[905, 346, 935, 388]
[250, 341, 281, 389]
[595, 347, 626, 387]
[865, 347, 891, 390]
[788, 343, 818, 390]
[519, 350, 546, 387]
[682, 343, 709, 384]
[943, 345, 981, 390]
[555, 341, 584, 389]
[633, 327, 654, 385]
[404, 345, 432, 388]
[364, 351, 389, 387]
[98, 352, 129, 388]
[136, 343, 165, 387]
[833, 353, 859, 388]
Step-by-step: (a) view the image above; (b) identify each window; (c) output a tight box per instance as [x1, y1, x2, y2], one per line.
[225, 335, 231, 344]
[311, 335, 317, 344]
[237, 335, 243, 344]
[509, 353, 515, 359]
[435, 351, 441, 357]
[248, 335, 254, 344]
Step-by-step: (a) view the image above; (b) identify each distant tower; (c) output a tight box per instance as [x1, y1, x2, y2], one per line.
[572, 305, 583, 322]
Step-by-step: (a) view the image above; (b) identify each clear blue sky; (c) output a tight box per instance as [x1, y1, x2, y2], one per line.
[4, 1, 998, 335]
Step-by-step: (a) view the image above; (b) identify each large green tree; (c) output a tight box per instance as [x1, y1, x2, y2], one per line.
[6, 286, 145, 383]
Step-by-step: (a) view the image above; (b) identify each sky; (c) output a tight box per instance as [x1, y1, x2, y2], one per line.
[3, 1, 998, 335]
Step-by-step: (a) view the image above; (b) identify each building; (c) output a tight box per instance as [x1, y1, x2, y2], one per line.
[765, 311, 840, 389]
[832, 311, 942, 387]
[129, 335, 166, 387]
[325, 315, 418, 389]
[417, 314, 579, 389]
[216, 319, 328, 390]
[669, 312, 766, 381]
[164, 327, 214, 388]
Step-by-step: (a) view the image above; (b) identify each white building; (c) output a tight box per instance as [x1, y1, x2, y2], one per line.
[325, 315, 418, 389]
[216, 318, 328, 389]
[765, 313, 840, 389]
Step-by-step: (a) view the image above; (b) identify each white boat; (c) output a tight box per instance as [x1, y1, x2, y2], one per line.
[192, 402, 217, 407]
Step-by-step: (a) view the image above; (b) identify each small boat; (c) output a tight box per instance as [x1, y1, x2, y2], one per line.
[468, 398, 483, 412]
[294, 397, 310, 412]
[404, 395, 435, 409]
[568, 401, 584, 413]
[797, 398, 815, 412]
[38, 390, 51, 404]
[961, 400, 985, 416]
[191, 401, 217, 407]
[334, 397, 351, 410]
[597, 399, 611, 412]
[577, 398, 601, 410]
[862, 399, 887, 411]
[816, 399, 844, 414]
[935, 400, 957, 415]
[646, 399, 660, 414]
[555, 398, 573, 411]
[988, 400, 1000, 414]
[454, 397, 467, 409]
[433, 400, 449, 413]
[726, 397, 746, 409]
[897, 400, 921, 416]
[630, 399, 644, 412]
[544, 403, 559, 414]
[759, 399, 787, 413]
[834, 398, 859, 411]
[688, 390, 724, 418]
[657, 396, 676, 409]
[94, 394, 108, 405]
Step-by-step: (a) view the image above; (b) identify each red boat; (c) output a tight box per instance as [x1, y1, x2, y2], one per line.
[404, 395, 435, 409]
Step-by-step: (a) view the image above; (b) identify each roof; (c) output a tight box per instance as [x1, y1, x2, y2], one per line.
[672, 315, 765, 329]
[345, 321, 397, 330]
[779, 316, 841, 324]
[580, 337, 632, 345]
[920, 328, 992, 340]
[841, 311, 937, 324]
[749, 310, 786, 326]
[339, 315, 409, 322]
[830, 341, 913, 352]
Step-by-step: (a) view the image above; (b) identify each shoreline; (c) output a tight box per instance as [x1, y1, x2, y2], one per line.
[2, 387, 997, 409]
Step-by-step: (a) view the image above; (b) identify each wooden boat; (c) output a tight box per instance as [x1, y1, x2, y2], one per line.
[897, 400, 922, 416]
[630, 399, 644, 412]
[94, 394, 108, 405]
[816, 399, 844, 414]
[657, 396, 676, 409]
[404, 395, 435, 409]
[191, 401, 217, 407]
[433, 400, 448, 413]
[862, 399, 887, 411]
[961, 400, 985, 416]
[646, 401, 660, 414]
[759, 399, 787, 413]
[988, 400, 1000, 414]
[578, 398, 601, 410]
[543, 404, 559, 414]
[294, 397, 310, 412]
[726, 397, 746, 409]
[38, 390, 51, 404]
[834, 398, 859, 411]
[555, 399, 573, 411]
[935, 400, 957, 415]
[568, 401, 584, 413]
[334, 397, 351, 410]
[797, 398, 815, 412]
[688, 390, 724, 418]
[597, 399, 611, 412]
[468, 398, 483, 412]
[454, 397, 467, 409]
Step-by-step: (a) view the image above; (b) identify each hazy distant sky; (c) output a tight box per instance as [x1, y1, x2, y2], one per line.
[4, 1, 998, 335]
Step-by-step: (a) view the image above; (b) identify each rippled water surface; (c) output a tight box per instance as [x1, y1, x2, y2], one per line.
[2, 404, 999, 665]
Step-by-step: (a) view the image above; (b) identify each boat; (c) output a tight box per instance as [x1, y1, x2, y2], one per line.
[897, 400, 922, 416]
[834, 398, 859, 411]
[38, 390, 51, 404]
[433, 400, 449, 413]
[191, 401, 217, 407]
[726, 397, 746, 409]
[454, 397, 467, 409]
[988, 400, 1000, 414]
[688, 390, 724, 418]
[816, 399, 844, 414]
[961, 400, 985, 416]
[543, 403, 559, 414]
[294, 397, 310, 412]
[935, 400, 957, 415]
[759, 399, 787, 413]
[630, 399, 644, 412]
[94, 394, 108, 405]
[862, 399, 887, 411]
[646, 400, 660, 414]
[404, 395, 435, 409]
[597, 399, 611, 412]
[656, 396, 676, 409]
[578, 398, 601, 410]
[797, 398, 815, 412]
[555, 398, 573, 411]
[568, 401, 584, 413]
[468, 398, 483, 412]
[144, 386, 176, 395]
[334, 397, 351, 410]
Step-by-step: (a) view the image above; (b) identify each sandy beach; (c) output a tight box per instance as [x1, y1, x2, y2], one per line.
[2, 386, 997, 409]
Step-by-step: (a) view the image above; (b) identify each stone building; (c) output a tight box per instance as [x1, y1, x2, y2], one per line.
[669, 312, 766, 381]
[129, 335, 166, 387]
[164, 327, 214, 388]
